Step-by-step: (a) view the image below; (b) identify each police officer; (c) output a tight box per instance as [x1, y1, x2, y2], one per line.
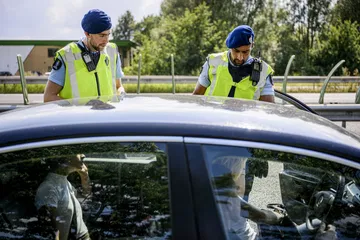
[193, 25, 275, 103]
[44, 9, 125, 102]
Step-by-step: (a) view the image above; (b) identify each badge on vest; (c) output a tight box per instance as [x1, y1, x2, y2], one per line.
[105, 56, 109, 66]
[251, 59, 262, 86]
[81, 52, 96, 72]
[52, 59, 62, 70]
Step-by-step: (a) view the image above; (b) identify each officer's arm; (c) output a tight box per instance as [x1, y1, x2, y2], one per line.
[115, 53, 125, 95]
[193, 59, 210, 95]
[44, 58, 65, 102]
[37, 206, 60, 240]
[239, 198, 283, 224]
[259, 95, 274, 103]
[193, 82, 207, 95]
[259, 75, 275, 103]
[44, 81, 63, 102]
[116, 79, 125, 95]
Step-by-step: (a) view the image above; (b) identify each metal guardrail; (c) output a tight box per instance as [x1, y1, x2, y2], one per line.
[1, 75, 360, 85]
[311, 104, 360, 128]
[311, 105, 360, 122]
[16, 54, 29, 105]
[282, 55, 295, 93]
[319, 60, 346, 104]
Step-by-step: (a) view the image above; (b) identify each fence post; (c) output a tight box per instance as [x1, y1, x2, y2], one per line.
[282, 55, 295, 94]
[171, 54, 175, 94]
[16, 54, 29, 105]
[137, 54, 141, 94]
[356, 83, 360, 104]
[319, 60, 345, 104]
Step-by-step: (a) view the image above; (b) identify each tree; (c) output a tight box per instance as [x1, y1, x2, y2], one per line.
[307, 0, 332, 49]
[125, 4, 226, 76]
[252, 1, 290, 72]
[133, 15, 161, 45]
[112, 10, 135, 40]
[288, 0, 332, 55]
[312, 20, 360, 76]
[160, 0, 266, 27]
[333, 0, 360, 23]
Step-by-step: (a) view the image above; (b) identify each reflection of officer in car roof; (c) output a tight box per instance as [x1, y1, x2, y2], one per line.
[35, 154, 91, 240]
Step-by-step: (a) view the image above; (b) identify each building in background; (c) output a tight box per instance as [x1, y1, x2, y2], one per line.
[0, 40, 137, 75]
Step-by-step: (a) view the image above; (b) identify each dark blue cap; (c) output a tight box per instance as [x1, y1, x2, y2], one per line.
[226, 25, 255, 49]
[81, 9, 112, 34]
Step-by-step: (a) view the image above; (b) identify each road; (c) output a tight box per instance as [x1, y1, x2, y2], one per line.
[0, 93, 359, 136]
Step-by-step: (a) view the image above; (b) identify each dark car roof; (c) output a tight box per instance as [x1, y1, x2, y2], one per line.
[0, 94, 359, 160]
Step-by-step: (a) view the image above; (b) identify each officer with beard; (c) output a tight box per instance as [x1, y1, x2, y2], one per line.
[193, 25, 274, 103]
[44, 9, 125, 103]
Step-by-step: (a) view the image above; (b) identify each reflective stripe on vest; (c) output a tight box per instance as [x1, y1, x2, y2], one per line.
[62, 45, 80, 98]
[205, 51, 274, 100]
[57, 42, 117, 99]
[104, 45, 117, 95]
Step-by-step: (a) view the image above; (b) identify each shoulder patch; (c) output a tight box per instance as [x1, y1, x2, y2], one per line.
[52, 59, 62, 70]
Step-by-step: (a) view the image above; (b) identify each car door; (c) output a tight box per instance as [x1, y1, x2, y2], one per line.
[0, 136, 197, 240]
[185, 137, 360, 240]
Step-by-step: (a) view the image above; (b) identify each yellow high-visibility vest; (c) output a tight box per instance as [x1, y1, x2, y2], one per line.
[205, 51, 274, 100]
[56, 42, 118, 99]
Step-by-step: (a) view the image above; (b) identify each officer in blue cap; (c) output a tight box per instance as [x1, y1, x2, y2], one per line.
[193, 25, 275, 103]
[44, 9, 126, 103]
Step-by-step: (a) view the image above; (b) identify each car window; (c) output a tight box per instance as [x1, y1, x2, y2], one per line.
[0, 142, 171, 239]
[203, 144, 360, 239]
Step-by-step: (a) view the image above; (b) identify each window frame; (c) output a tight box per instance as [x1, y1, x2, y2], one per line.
[184, 137, 360, 240]
[0, 136, 198, 240]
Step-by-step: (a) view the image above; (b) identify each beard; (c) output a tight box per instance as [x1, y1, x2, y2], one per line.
[233, 59, 244, 65]
[89, 39, 105, 52]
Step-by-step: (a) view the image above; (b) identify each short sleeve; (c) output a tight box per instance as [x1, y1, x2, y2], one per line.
[35, 184, 59, 210]
[116, 53, 124, 78]
[48, 57, 66, 87]
[260, 75, 274, 96]
[198, 60, 211, 88]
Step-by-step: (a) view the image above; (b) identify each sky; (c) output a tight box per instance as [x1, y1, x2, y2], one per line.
[0, 0, 163, 40]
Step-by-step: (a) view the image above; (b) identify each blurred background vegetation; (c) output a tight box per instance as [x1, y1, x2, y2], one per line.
[110, 0, 360, 77]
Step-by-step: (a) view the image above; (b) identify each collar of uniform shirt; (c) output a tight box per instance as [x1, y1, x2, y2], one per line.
[227, 50, 253, 68]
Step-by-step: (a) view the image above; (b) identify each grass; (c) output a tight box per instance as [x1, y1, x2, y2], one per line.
[275, 82, 359, 93]
[0, 82, 358, 94]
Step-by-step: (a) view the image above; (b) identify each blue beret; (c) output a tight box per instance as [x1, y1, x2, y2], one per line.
[226, 25, 255, 49]
[81, 9, 112, 34]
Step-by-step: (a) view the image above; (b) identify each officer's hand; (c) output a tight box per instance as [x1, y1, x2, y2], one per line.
[315, 223, 337, 240]
[117, 86, 126, 95]
[261, 209, 284, 225]
[77, 163, 89, 177]
[248, 159, 269, 178]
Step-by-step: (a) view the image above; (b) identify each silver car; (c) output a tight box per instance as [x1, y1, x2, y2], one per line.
[0, 95, 359, 239]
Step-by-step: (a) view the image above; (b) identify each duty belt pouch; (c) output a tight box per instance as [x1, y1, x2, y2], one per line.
[76, 42, 96, 72]
[251, 58, 262, 86]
